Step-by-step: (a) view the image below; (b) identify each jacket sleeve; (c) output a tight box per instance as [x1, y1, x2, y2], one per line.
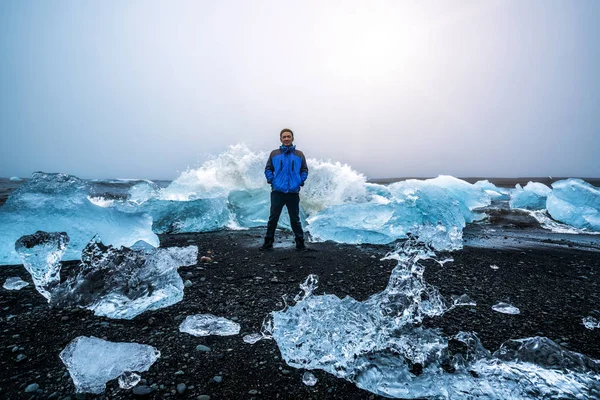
[300, 153, 308, 185]
[265, 152, 274, 183]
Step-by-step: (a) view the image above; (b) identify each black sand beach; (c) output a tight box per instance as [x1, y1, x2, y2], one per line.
[1, 228, 600, 399]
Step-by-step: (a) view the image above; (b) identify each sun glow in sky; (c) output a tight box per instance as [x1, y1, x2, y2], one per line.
[1, 0, 599, 180]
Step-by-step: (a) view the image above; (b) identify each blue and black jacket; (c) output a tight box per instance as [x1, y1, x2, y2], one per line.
[264, 145, 308, 193]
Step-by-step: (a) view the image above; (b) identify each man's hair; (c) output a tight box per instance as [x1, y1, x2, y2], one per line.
[280, 128, 294, 138]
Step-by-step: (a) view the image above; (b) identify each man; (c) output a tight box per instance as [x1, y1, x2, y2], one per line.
[260, 128, 309, 251]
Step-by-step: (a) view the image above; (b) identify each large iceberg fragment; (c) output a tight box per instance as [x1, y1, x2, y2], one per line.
[179, 314, 241, 336]
[308, 176, 490, 250]
[3, 276, 29, 290]
[60, 336, 160, 394]
[546, 179, 600, 231]
[0, 172, 158, 265]
[16, 232, 198, 319]
[509, 182, 552, 211]
[474, 180, 509, 200]
[268, 241, 600, 399]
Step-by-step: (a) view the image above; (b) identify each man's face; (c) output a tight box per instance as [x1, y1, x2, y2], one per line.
[280, 132, 294, 147]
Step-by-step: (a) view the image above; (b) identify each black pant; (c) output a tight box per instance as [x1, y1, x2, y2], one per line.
[266, 191, 304, 240]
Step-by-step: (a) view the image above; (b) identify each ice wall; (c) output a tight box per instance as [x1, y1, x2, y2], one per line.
[0, 172, 158, 265]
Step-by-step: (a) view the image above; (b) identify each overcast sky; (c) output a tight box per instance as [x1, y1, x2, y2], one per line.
[1, 0, 599, 180]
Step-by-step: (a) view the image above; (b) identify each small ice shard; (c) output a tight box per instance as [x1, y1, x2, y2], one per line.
[15, 231, 69, 300]
[490, 264, 499, 270]
[118, 371, 141, 389]
[492, 302, 520, 315]
[243, 333, 264, 344]
[16, 232, 197, 319]
[509, 182, 552, 210]
[302, 371, 318, 386]
[546, 178, 600, 231]
[451, 294, 476, 307]
[3, 277, 29, 290]
[179, 314, 240, 337]
[583, 316, 600, 330]
[10, 176, 22, 181]
[59, 336, 160, 394]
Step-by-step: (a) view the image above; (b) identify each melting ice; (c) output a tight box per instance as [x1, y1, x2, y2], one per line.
[3, 276, 29, 290]
[179, 314, 241, 336]
[0, 172, 158, 265]
[267, 241, 600, 399]
[492, 302, 521, 315]
[509, 182, 552, 211]
[60, 336, 160, 394]
[15, 231, 197, 319]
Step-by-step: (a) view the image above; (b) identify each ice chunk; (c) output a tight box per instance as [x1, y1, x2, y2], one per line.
[16, 232, 197, 319]
[229, 188, 307, 230]
[474, 180, 509, 200]
[118, 371, 141, 389]
[509, 182, 552, 211]
[583, 316, 600, 330]
[451, 294, 476, 307]
[0, 172, 159, 265]
[243, 333, 265, 344]
[15, 231, 69, 300]
[302, 371, 318, 386]
[308, 177, 489, 250]
[492, 302, 520, 315]
[179, 314, 241, 336]
[59, 336, 160, 394]
[546, 179, 600, 231]
[269, 243, 600, 398]
[9, 176, 22, 182]
[3, 276, 29, 290]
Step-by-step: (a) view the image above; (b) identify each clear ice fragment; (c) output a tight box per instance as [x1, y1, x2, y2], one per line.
[118, 371, 141, 389]
[3, 276, 29, 290]
[243, 333, 264, 344]
[302, 371, 318, 386]
[583, 316, 600, 330]
[59, 336, 160, 394]
[492, 302, 520, 315]
[179, 314, 240, 336]
[451, 294, 476, 307]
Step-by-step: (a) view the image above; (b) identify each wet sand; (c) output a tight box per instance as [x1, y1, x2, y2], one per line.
[1, 228, 600, 399]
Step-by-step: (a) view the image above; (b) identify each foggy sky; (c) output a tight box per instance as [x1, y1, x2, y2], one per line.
[1, 0, 599, 180]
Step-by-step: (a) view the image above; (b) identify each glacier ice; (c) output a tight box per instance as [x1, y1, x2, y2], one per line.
[3, 276, 29, 290]
[9, 176, 22, 182]
[243, 333, 265, 344]
[308, 176, 490, 250]
[583, 316, 600, 330]
[16, 232, 198, 319]
[268, 242, 600, 399]
[179, 314, 241, 336]
[509, 182, 552, 211]
[492, 302, 520, 315]
[15, 231, 69, 300]
[302, 371, 318, 386]
[546, 179, 600, 231]
[475, 180, 509, 200]
[451, 293, 476, 307]
[0, 172, 158, 265]
[118, 371, 141, 389]
[59, 336, 160, 394]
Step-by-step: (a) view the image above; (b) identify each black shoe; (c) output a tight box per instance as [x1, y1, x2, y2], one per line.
[259, 238, 274, 251]
[295, 238, 307, 251]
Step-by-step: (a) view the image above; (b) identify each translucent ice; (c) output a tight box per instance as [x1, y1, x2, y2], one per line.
[509, 182, 552, 211]
[475, 180, 509, 200]
[179, 314, 241, 336]
[59, 336, 160, 394]
[9, 176, 22, 182]
[118, 371, 141, 389]
[16, 232, 197, 319]
[0, 172, 158, 265]
[15, 231, 69, 299]
[492, 302, 520, 315]
[3, 276, 29, 290]
[583, 316, 600, 330]
[546, 179, 600, 231]
[451, 294, 476, 307]
[302, 371, 318, 386]
[243, 333, 265, 344]
[269, 243, 600, 398]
